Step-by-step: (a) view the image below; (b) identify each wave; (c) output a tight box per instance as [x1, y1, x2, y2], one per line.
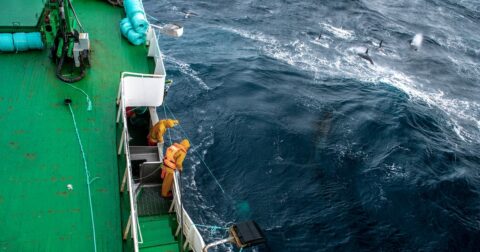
[163, 55, 211, 90]
[319, 23, 355, 40]
[221, 26, 480, 142]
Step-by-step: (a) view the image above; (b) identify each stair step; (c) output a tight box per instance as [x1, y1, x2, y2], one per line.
[138, 215, 177, 249]
[139, 243, 179, 252]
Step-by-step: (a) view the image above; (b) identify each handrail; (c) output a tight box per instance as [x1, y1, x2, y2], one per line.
[117, 26, 207, 251]
[172, 171, 207, 251]
[120, 90, 140, 252]
[119, 89, 207, 251]
[147, 29, 166, 75]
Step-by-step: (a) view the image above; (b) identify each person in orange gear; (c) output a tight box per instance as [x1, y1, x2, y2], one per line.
[161, 139, 190, 197]
[147, 119, 179, 146]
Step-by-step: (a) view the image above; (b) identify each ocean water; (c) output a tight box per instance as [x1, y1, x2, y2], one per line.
[144, 0, 480, 251]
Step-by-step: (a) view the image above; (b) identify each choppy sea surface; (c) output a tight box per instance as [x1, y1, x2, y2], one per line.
[144, 0, 480, 251]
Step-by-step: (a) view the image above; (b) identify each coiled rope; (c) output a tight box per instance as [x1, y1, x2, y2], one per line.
[66, 100, 98, 252]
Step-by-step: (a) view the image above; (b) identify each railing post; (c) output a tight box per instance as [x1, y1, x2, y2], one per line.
[123, 215, 132, 240]
[175, 225, 181, 237]
[168, 200, 175, 213]
[120, 162, 128, 193]
[116, 100, 122, 123]
[116, 81, 122, 105]
[118, 128, 125, 155]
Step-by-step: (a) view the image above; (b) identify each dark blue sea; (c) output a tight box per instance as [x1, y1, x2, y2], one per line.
[144, 0, 480, 251]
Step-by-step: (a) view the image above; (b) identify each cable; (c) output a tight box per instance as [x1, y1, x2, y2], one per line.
[165, 104, 226, 194]
[67, 0, 85, 32]
[66, 100, 98, 252]
[56, 50, 86, 83]
[163, 104, 173, 145]
[133, 166, 161, 182]
[54, 0, 87, 83]
[66, 84, 92, 111]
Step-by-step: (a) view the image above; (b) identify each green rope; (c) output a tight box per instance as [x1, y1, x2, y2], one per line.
[67, 103, 98, 252]
[67, 84, 93, 111]
[164, 104, 226, 194]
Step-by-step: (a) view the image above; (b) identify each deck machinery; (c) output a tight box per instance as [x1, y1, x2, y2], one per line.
[0, 0, 90, 82]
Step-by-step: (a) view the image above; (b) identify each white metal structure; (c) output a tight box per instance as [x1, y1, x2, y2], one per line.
[172, 172, 207, 251]
[116, 27, 206, 252]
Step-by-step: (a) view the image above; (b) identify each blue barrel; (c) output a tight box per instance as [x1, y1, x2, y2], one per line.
[124, 0, 149, 34]
[120, 18, 146, 46]
[0, 33, 14, 52]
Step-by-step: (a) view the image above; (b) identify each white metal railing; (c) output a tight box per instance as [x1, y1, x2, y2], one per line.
[171, 172, 207, 251]
[117, 88, 206, 251]
[147, 28, 166, 76]
[116, 29, 207, 251]
[118, 96, 141, 252]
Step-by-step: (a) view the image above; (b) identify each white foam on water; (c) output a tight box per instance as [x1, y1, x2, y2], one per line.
[221, 26, 480, 142]
[320, 23, 355, 40]
[355, 61, 480, 142]
[310, 38, 330, 48]
[182, 126, 234, 227]
[221, 26, 329, 74]
[163, 55, 211, 90]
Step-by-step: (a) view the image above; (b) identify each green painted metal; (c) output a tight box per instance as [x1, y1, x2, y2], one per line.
[138, 215, 178, 250]
[0, 1, 44, 28]
[0, 0, 166, 251]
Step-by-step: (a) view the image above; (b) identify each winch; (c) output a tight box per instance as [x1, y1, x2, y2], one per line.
[43, 0, 90, 83]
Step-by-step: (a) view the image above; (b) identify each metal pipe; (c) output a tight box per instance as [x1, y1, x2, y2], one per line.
[202, 237, 235, 252]
[122, 95, 140, 252]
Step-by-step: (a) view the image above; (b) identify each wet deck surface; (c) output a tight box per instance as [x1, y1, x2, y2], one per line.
[0, 1, 44, 27]
[0, 0, 152, 250]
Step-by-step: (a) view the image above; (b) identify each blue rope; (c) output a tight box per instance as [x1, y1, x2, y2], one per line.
[146, 13, 160, 22]
[67, 84, 92, 111]
[195, 224, 229, 230]
[68, 104, 98, 252]
[164, 104, 226, 194]
[195, 224, 229, 238]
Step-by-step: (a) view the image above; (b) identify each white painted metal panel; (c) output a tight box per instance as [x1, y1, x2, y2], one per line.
[121, 73, 165, 107]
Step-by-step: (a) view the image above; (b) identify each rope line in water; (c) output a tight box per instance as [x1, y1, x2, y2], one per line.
[163, 103, 173, 145]
[194, 224, 229, 230]
[146, 13, 160, 22]
[164, 104, 226, 194]
[67, 103, 98, 252]
[67, 84, 93, 111]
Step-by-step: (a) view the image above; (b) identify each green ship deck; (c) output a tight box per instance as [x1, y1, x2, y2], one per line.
[0, 0, 154, 250]
[0, 0, 44, 28]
